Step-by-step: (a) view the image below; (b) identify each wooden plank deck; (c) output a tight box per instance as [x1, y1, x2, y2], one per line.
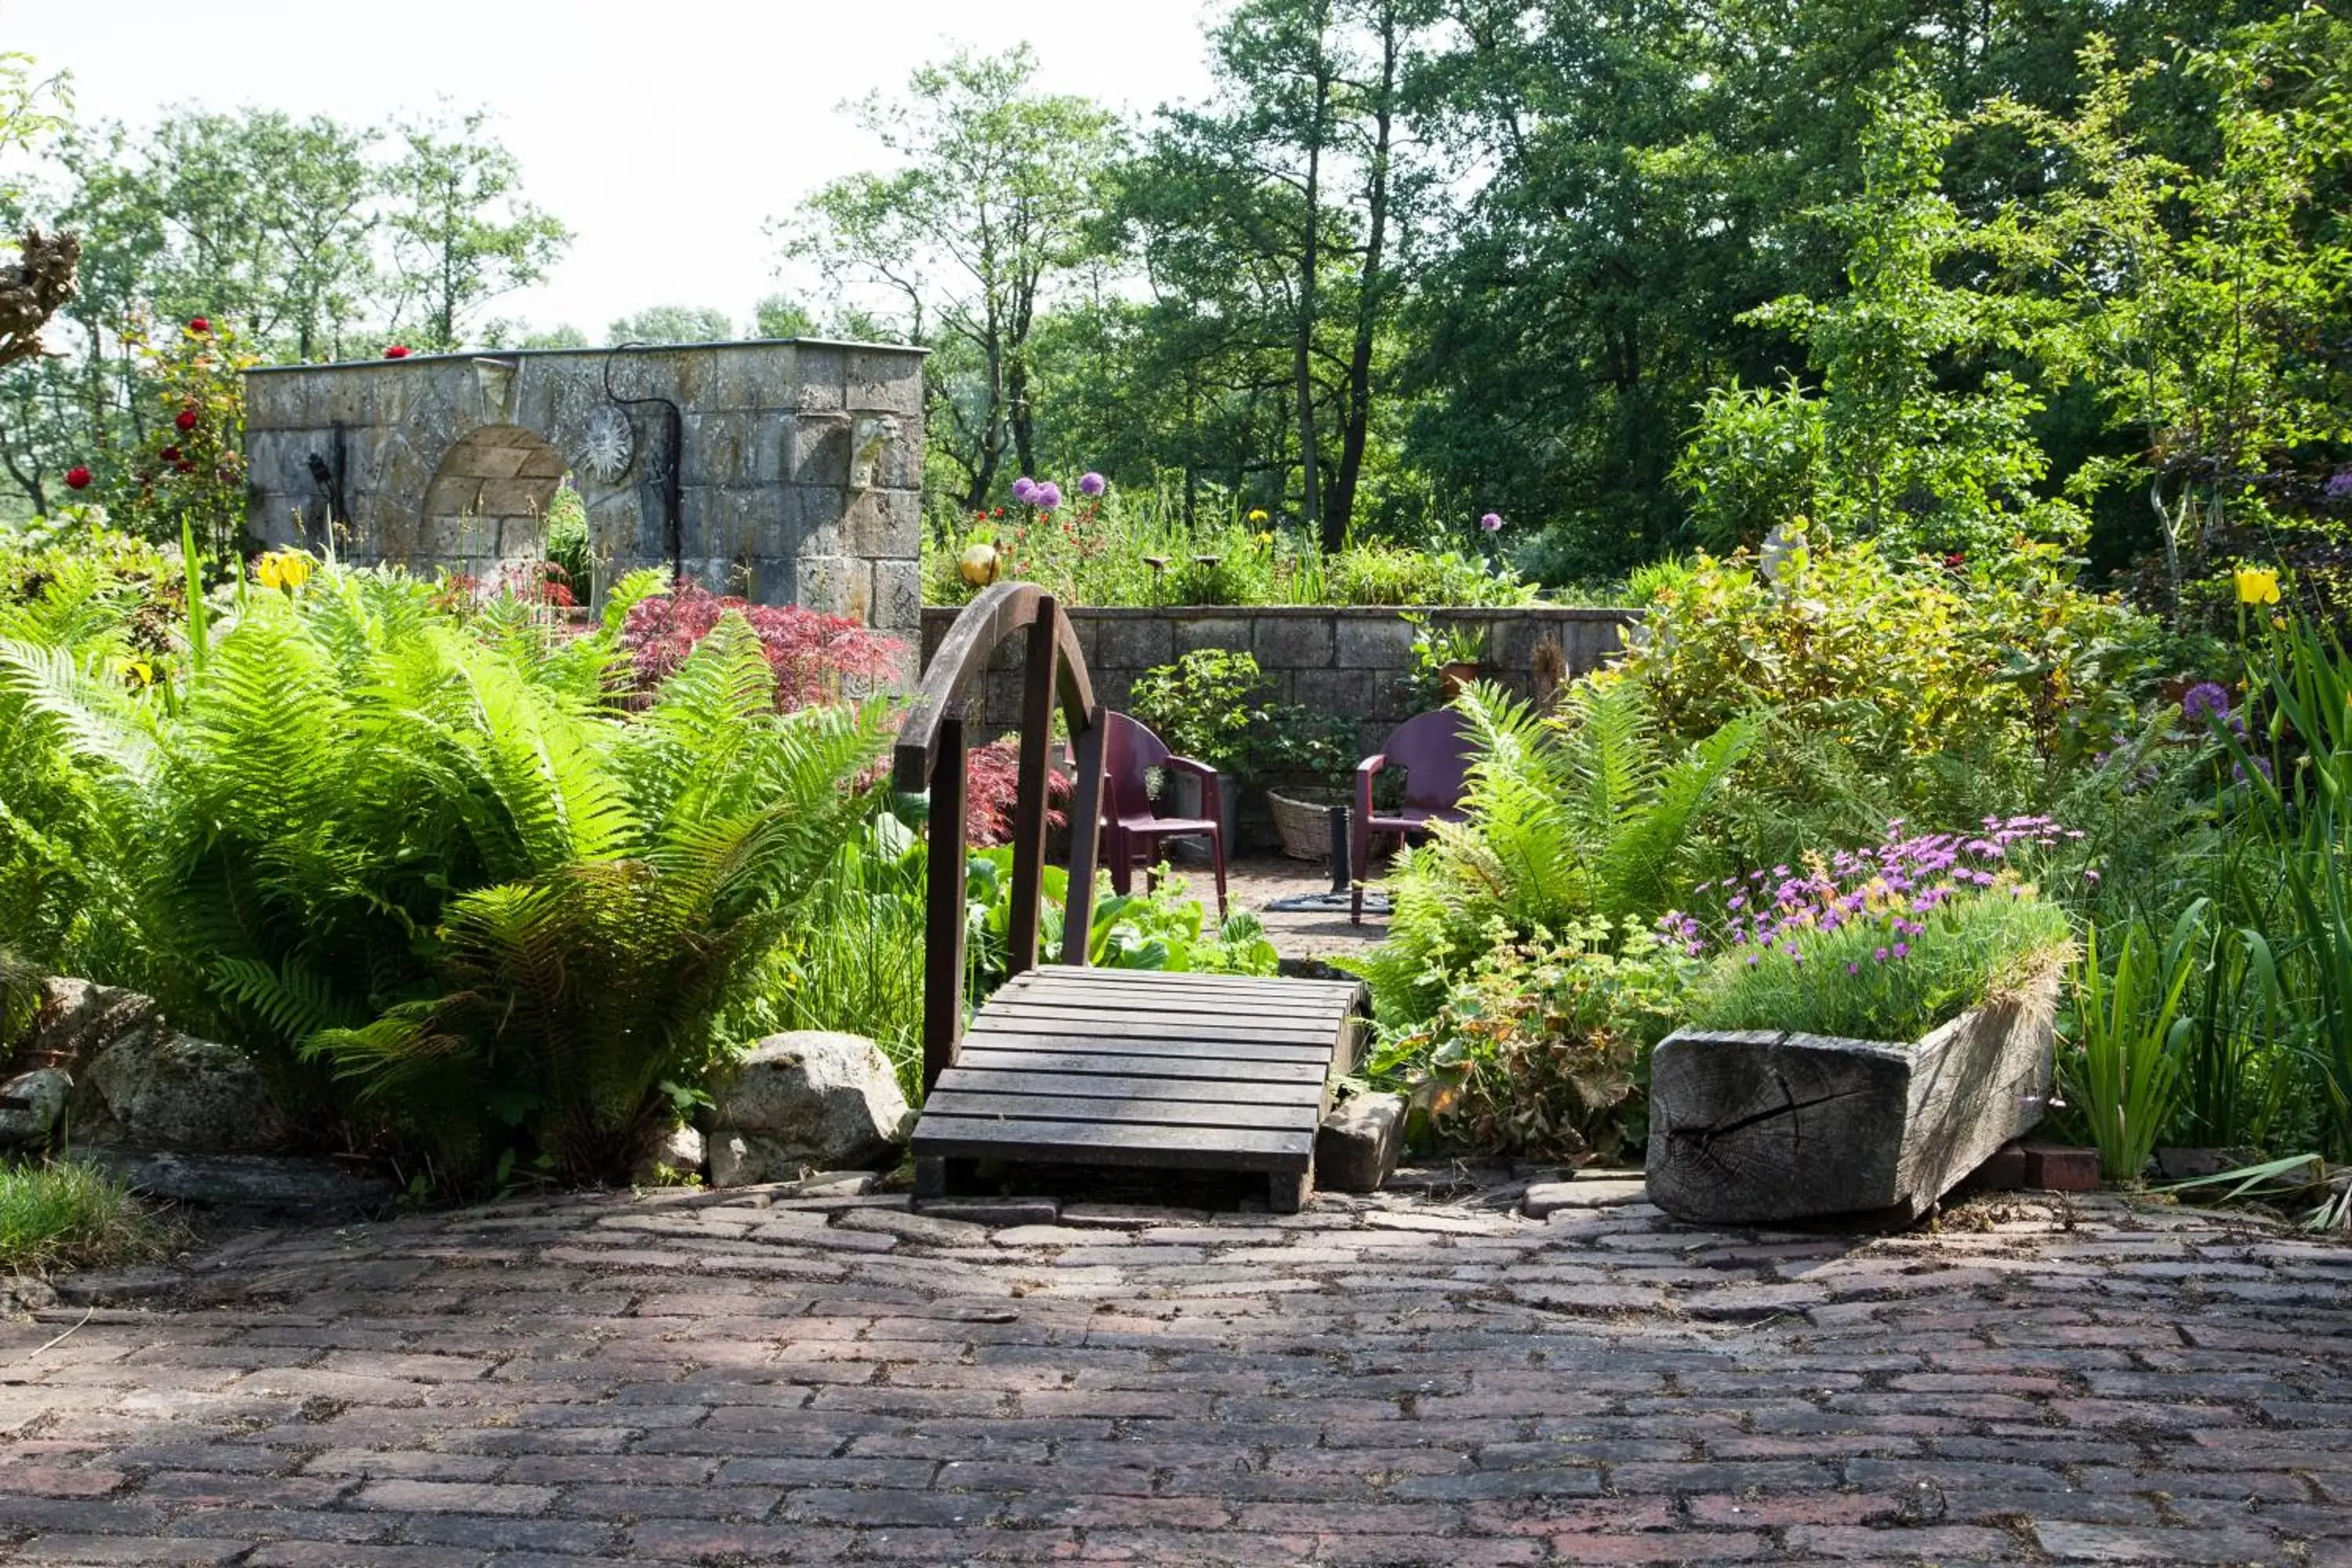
[910, 968, 1369, 1212]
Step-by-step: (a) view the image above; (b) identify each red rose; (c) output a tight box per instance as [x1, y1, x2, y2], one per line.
[158, 445, 182, 463]
[175, 459, 196, 474]
[64, 465, 92, 490]
[175, 407, 198, 433]
[383, 345, 410, 359]
[188, 317, 210, 334]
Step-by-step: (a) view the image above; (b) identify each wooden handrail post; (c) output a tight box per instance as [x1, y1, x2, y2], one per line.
[1062, 704, 1105, 966]
[1005, 596, 1059, 978]
[922, 713, 968, 1094]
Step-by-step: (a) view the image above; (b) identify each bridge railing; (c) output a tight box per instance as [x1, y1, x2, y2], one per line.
[891, 585, 1104, 1094]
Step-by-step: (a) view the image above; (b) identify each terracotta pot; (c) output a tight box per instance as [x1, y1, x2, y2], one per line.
[1439, 661, 1481, 700]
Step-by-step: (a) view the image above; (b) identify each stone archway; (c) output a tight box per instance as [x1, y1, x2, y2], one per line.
[419, 423, 569, 570]
[242, 340, 929, 681]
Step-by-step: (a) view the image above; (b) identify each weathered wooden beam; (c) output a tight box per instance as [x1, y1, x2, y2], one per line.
[1005, 595, 1060, 979]
[921, 713, 969, 1094]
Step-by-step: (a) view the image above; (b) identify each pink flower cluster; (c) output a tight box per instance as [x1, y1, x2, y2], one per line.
[620, 583, 906, 711]
[1663, 816, 2080, 964]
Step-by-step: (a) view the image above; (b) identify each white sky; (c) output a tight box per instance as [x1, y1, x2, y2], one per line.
[4, 0, 1218, 336]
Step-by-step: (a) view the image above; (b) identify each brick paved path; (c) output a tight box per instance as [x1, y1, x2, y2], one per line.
[2, 1184, 2348, 1566]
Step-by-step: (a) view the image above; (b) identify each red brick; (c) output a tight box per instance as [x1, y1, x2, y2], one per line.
[2023, 1144, 2103, 1191]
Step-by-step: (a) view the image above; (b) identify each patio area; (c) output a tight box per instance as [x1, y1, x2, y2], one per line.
[2, 1180, 2347, 1566]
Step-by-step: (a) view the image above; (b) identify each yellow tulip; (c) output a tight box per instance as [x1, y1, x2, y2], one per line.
[2234, 567, 2281, 606]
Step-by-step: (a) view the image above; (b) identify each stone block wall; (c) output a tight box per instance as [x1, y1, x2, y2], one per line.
[245, 339, 926, 661]
[920, 603, 1639, 792]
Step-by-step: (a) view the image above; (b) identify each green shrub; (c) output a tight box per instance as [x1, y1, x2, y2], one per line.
[923, 483, 1541, 608]
[1370, 922, 1687, 1164]
[1610, 535, 2169, 863]
[543, 478, 593, 597]
[2060, 913, 2198, 1183]
[1125, 649, 1269, 778]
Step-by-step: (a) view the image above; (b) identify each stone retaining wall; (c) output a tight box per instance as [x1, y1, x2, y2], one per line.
[920, 602, 1639, 762]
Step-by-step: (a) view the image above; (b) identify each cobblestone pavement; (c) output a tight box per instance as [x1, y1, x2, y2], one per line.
[2, 1182, 2349, 1566]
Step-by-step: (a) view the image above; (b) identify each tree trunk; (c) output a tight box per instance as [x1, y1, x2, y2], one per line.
[1007, 353, 1036, 482]
[1298, 82, 1329, 551]
[1331, 5, 1399, 544]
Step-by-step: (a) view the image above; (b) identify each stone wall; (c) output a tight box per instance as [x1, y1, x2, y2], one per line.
[920, 604, 1639, 759]
[244, 339, 926, 657]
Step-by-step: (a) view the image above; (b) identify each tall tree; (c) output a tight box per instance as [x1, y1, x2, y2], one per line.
[383, 108, 570, 353]
[781, 46, 1123, 506]
[1127, 0, 1430, 546]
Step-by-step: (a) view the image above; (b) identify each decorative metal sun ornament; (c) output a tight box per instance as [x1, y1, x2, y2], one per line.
[580, 405, 635, 484]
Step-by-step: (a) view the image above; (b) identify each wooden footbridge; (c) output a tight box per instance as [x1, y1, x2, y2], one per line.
[894, 585, 1367, 1211]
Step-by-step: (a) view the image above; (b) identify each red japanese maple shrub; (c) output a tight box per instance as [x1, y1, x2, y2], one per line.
[622, 581, 905, 710]
[962, 736, 1070, 846]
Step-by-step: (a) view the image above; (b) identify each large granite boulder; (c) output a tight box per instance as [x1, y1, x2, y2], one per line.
[706, 1032, 912, 1185]
[79, 1029, 276, 1153]
[24, 978, 159, 1066]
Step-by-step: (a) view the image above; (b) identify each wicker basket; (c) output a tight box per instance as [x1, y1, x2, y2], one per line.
[1267, 789, 1348, 862]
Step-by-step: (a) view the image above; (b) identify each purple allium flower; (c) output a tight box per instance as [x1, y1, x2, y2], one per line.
[1035, 481, 1062, 510]
[1011, 477, 1037, 503]
[1079, 471, 1105, 496]
[2181, 682, 2233, 724]
[2328, 470, 2352, 500]
[1479, 511, 1503, 533]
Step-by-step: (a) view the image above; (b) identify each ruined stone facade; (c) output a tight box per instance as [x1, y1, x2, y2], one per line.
[242, 340, 925, 653]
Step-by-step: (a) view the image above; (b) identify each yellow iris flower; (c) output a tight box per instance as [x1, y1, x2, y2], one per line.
[2234, 567, 2281, 605]
[256, 550, 316, 591]
[109, 655, 154, 688]
[1247, 508, 1269, 524]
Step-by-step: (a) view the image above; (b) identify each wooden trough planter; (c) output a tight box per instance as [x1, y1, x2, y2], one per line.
[1644, 967, 2061, 1227]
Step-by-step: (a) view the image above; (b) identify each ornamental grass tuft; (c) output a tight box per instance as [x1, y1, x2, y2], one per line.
[0, 1161, 176, 1275]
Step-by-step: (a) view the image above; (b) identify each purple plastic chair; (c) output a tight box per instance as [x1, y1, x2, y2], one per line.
[1100, 712, 1229, 919]
[1352, 710, 1475, 924]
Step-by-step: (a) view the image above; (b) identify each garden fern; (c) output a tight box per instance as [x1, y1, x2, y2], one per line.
[1345, 681, 1756, 1023]
[0, 563, 890, 1183]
